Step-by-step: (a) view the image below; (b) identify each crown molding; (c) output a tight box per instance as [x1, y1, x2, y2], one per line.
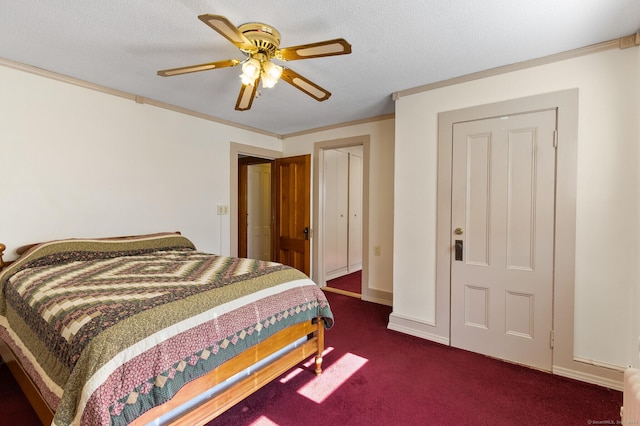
[0, 57, 279, 138]
[393, 33, 640, 100]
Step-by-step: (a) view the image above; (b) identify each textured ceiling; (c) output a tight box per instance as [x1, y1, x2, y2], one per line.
[1, 0, 639, 136]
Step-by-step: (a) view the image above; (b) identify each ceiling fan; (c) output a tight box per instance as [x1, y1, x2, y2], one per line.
[158, 14, 352, 111]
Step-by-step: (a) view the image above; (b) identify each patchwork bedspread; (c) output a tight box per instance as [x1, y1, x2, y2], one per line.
[0, 234, 333, 426]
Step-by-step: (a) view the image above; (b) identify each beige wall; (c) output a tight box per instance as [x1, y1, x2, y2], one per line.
[282, 119, 395, 304]
[392, 46, 640, 388]
[0, 65, 281, 257]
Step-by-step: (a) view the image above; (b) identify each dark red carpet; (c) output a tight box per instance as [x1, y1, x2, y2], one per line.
[208, 292, 622, 425]
[326, 270, 361, 294]
[0, 292, 623, 425]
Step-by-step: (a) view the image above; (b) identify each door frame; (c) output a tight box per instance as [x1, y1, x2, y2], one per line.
[439, 93, 573, 353]
[437, 89, 620, 385]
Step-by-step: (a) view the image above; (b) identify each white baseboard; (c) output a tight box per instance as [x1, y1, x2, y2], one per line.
[553, 364, 624, 391]
[362, 288, 392, 306]
[387, 314, 625, 391]
[325, 267, 349, 281]
[387, 313, 449, 345]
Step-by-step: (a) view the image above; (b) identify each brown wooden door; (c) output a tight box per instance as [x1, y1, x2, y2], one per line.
[274, 154, 311, 275]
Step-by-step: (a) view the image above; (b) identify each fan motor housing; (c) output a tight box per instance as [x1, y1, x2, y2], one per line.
[238, 23, 281, 56]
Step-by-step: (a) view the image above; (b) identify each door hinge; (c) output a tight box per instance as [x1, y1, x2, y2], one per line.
[553, 130, 558, 148]
[550, 330, 555, 348]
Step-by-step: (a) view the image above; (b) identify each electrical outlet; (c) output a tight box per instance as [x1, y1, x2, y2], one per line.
[217, 205, 229, 215]
[374, 245, 381, 256]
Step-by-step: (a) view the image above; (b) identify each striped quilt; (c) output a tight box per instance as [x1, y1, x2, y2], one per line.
[0, 234, 333, 426]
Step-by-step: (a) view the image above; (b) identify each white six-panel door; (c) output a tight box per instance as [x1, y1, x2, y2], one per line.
[450, 109, 557, 370]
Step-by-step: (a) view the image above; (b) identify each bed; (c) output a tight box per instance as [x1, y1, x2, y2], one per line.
[0, 233, 333, 425]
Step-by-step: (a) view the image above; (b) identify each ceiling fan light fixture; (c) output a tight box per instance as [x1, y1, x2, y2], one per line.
[261, 61, 283, 88]
[240, 73, 256, 86]
[159, 14, 352, 111]
[261, 73, 278, 88]
[240, 58, 261, 85]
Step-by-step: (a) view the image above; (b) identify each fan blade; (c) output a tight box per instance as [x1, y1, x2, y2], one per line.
[280, 68, 331, 102]
[235, 80, 259, 111]
[157, 59, 240, 77]
[277, 38, 351, 61]
[198, 14, 255, 51]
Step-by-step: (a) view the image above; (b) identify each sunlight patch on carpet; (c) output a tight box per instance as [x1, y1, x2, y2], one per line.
[296, 352, 368, 404]
[279, 347, 335, 384]
[249, 415, 279, 426]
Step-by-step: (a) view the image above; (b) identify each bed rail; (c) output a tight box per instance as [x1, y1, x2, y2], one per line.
[130, 318, 325, 425]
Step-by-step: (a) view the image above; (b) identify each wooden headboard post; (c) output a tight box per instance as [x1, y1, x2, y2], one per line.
[0, 243, 5, 270]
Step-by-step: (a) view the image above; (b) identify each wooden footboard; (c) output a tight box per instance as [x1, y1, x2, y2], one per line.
[135, 317, 325, 425]
[0, 318, 325, 426]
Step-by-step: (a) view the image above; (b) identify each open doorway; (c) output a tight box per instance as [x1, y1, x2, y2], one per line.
[313, 135, 370, 300]
[322, 147, 363, 297]
[230, 143, 282, 259]
[238, 156, 273, 261]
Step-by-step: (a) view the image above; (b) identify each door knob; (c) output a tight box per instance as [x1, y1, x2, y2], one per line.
[454, 228, 463, 235]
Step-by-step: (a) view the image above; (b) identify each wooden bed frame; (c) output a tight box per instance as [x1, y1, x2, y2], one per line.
[0, 243, 326, 425]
